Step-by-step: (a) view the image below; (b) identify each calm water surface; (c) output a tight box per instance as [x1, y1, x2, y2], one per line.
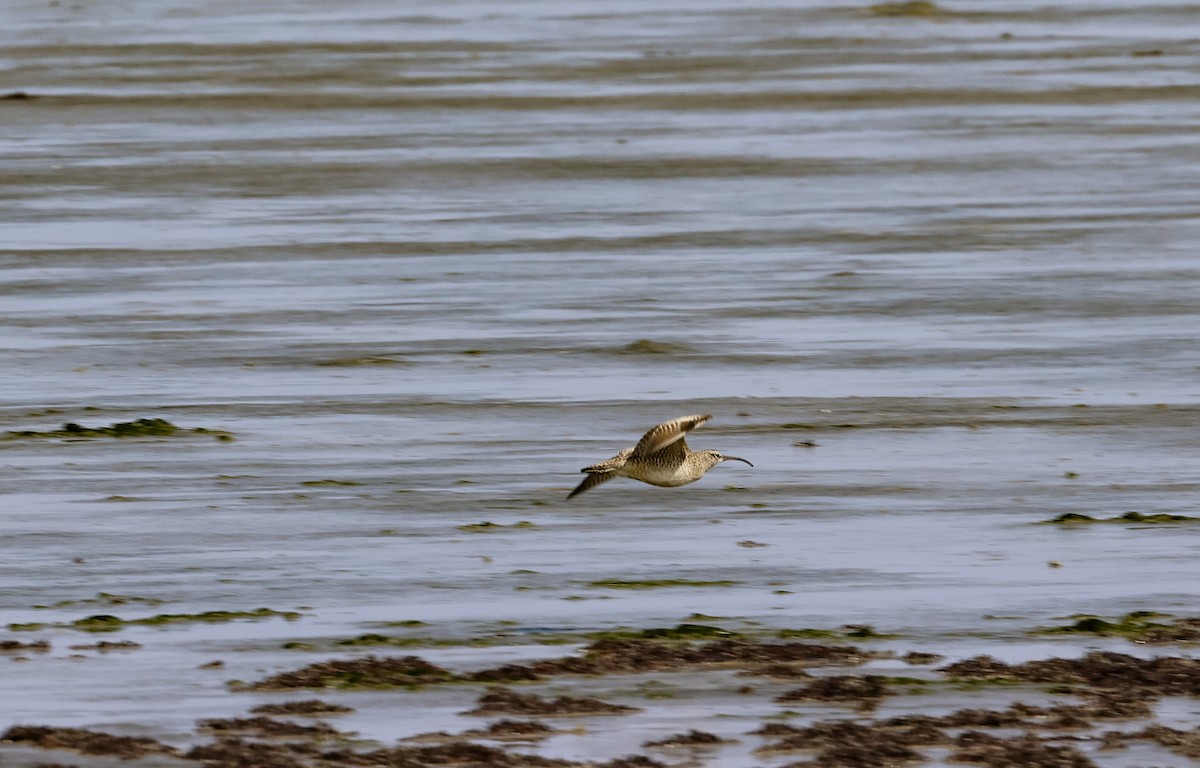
[2, 1, 1200, 765]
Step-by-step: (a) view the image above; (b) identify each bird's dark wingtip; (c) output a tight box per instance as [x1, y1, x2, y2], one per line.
[567, 470, 615, 500]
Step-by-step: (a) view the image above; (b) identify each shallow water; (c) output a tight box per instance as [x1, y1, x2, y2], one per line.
[3, 1, 1200, 765]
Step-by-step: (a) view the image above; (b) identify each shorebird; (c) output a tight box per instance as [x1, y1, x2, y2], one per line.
[567, 414, 752, 499]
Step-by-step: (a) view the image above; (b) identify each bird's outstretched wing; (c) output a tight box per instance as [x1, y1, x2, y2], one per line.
[567, 471, 618, 499]
[631, 414, 711, 458]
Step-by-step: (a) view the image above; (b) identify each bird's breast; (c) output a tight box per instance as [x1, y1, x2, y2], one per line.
[623, 460, 700, 488]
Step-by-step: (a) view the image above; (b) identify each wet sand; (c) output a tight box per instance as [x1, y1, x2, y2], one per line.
[3, 1, 1200, 766]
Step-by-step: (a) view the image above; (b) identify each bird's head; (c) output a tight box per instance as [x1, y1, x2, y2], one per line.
[702, 450, 753, 468]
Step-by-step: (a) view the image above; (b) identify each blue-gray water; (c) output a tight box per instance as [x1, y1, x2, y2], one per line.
[3, 1, 1200, 765]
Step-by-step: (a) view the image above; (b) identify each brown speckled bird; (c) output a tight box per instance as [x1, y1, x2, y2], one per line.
[567, 414, 752, 499]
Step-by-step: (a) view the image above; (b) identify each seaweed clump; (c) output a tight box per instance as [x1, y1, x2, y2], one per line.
[68, 640, 142, 651]
[68, 607, 301, 632]
[950, 732, 1095, 767]
[135, 608, 303, 625]
[186, 738, 657, 768]
[642, 730, 733, 748]
[753, 688, 1153, 763]
[331, 741, 582, 768]
[456, 521, 537, 533]
[465, 687, 640, 717]
[1034, 611, 1200, 643]
[940, 651, 1200, 696]
[0, 725, 180, 759]
[462, 719, 558, 742]
[587, 579, 738, 589]
[775, 674, 895, 710]
[1042, 511, 1200, 525]
[185, 738, 318, 767]
[868, 0, 940, 15]
[243, 655, 458, 690]
[617, 339, 694, 355]
[249, 699, 354, 716]
[2, 418, 233, 441]
[754, 719, 937, 762]
[0, 639, 50, 652]
[1122, 725, 1200, 759]
[196, 716, 342, 739]
[467, 637, 871, 681]
[594, 624, 740, 641]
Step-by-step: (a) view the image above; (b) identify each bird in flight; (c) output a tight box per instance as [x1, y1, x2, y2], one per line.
[567, 414, 752, 499]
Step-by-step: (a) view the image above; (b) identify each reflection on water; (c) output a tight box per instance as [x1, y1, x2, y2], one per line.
[2, 1, 1199, 764]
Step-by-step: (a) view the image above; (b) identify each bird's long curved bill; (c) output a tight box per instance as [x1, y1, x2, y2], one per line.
[723, 456, 753, 466]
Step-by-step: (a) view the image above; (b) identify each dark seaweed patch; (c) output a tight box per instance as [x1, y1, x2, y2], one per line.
[912, 698, 1135, 731]
[616, 339, 693, 355]
[2, 418, 233, 441]
[937, 654, 1015, 681]
[642, 729, 733, 748]
[590, 624, 739, 641]
[0, 639, 50, 652]
[457, 521, 537, 532]
[466, 664, 545, 684]
[315, 356, 408, 367]
[249, 700, 354, 716]
[68, 640, 142, 651]
[243, 655, 458, 690]
[197, 716, 342, 739]
[185, 738, 317, 768]
[940, 651, 1200, 695]
[587, 579, 738, 589]
[465, 687, 639, 717]
[71, 615, 125, 632]
[775, 674, 895, 710]
[776, 627, 840, 640]
[468, 637, 872, 681]
[754, 719, 934, 762]
[755, 689, 1150, 762]
[1033, 611, 1200, 643]
[599, 758, 667, 768]
[1121, 725, 1200, 759]
[68, 607, 301, 632]
[462, 719, 558, 741]
[841, 624, 897, 639]
[325, 741, 579, 767]
[636, 623, 736, 640]
[1041, 511, 1200, 525]
[949, 732, 1096, 768]
[868, 1, 941, 16]
[137, 607, 302, 625]
[0, 726, 179, 759]
[335, 633, 422, 647]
